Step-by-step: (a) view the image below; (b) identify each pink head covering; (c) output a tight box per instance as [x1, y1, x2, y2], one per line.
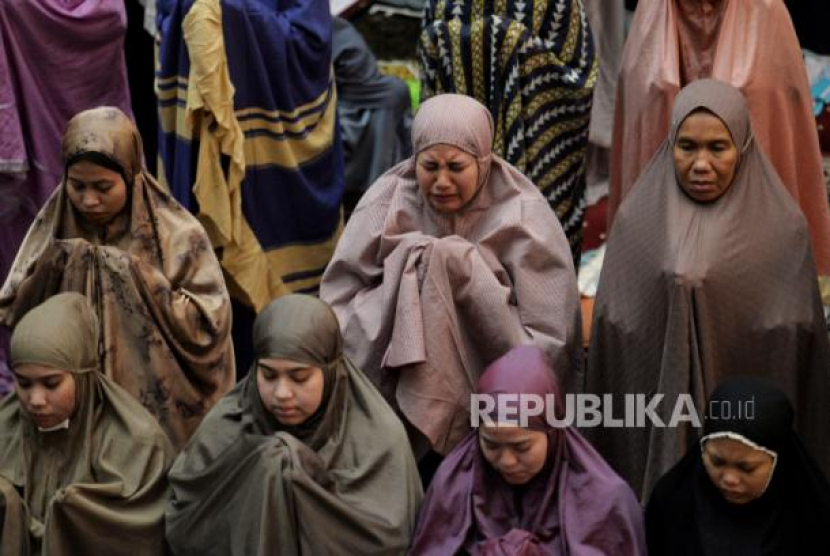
[412, 94, 493, 192]
[669, 78, 752, 150]
[476, 345, 566, 431]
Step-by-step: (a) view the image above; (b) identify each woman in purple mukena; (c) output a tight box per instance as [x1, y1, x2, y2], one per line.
[408, 345, 646, 556]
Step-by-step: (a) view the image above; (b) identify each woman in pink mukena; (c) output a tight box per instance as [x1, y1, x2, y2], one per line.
[321, 95, 582, 460]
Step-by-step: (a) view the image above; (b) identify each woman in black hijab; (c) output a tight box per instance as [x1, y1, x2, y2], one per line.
[646, 376, 830, 555]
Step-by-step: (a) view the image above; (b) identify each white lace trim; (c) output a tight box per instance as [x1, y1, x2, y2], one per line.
[38, 419, 70, 432]
[701, 431, 778, 494]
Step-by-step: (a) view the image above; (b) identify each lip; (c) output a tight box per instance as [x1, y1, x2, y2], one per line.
[275, 407, 299, 418]
[31, 414, 57, 427]
[430, 194, 457, 203]
[80, 211, 111, 222]
[689, 181, 715, 190]
[720, 489, 747, 500]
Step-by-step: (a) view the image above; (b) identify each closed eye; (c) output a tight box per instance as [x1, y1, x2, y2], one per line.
[676, 140, 696, 151]
[482, 440, 499, 451]
[709, 455, 726, 467]
[290, 370, 312, 383]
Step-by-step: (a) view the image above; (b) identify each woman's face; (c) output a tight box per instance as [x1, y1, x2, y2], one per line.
[66, 160, 128, 225]
[256, 358, 325, 426]
[479, 424, 549, 485]
[673, 110, 739, 203]
[13, 364, 77, 429]
[702, 437, 775, 504]
[416, 144, 480, 213]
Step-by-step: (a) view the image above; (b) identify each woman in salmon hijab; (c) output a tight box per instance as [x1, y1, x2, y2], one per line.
[320, 94, 582, 458]
[608, 0, 830, 282]
[647, 377, 830, 555]
[586, 79, 830, 501]
[0, 107, 235, 449]
[409, 345, 645, 556]
[0, 293, 173, 556]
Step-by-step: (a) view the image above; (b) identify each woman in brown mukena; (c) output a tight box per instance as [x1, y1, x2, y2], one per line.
[586, 79, 830, 502]
[0, 107, 235, 449]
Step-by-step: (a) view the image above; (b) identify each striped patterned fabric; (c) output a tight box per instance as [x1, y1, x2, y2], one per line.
[419, 0, 597, 263]
[156, 0, 344, 310]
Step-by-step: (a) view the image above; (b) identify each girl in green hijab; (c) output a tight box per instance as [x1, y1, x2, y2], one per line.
[166, 294, 423, 555]
[0, 292, 174, 556]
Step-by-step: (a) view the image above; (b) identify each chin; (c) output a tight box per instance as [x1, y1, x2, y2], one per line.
[274, 414, 305, 426]
[721, 492, 754, 505]
[500, 472, 532, 486]
[82, 213, 114, 225]
[430, 203, 460, 214]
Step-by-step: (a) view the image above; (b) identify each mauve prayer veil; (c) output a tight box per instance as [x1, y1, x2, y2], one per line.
[586, 79, 830, 501]
[409, 345, 645, 556]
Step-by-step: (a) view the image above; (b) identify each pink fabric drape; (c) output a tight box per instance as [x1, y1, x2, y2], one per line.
[321, 95, 582, 456]
[609, 0, 830, 276]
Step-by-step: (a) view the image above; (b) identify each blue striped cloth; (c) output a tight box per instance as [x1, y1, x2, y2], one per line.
[157, 0, 344, 309]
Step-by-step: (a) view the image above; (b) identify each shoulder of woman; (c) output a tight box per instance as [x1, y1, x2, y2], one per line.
[351, 160, 415, 217]
[96, 376, 173, 447]
[0, 395, 23, 454]
[646, 452, 697, 513]
[143, 180, 209, 234]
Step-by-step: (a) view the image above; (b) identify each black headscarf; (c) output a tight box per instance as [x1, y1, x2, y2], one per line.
[646, 377, 830, 555]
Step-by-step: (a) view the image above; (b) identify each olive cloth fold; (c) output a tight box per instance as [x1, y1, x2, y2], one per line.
[0, 293, 174, 556]
[0, 107, 235, 449]
[165, 295, 423, 556]
[586, 80, 830, 501]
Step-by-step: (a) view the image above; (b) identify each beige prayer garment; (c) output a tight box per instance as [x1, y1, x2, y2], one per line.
[0, 292, 174, 556]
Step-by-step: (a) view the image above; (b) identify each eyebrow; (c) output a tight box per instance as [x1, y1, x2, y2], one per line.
[257, 362, 311, 374]
[480, 435, 532, 446]
[11, 371, 64, 380]
[420, 154, 468, 164]
[707, 450, 766, 465]
[68, 177, 115, 186]
[676, 135, 731, 143]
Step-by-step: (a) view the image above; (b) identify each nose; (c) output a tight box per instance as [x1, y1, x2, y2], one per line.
[721, 470, 740, 488]
[433, 168, 452, 190]
[81, 191, 100, 209]
[498, 450, 518, 469]
[28, 387, 47, 409]
[274, 379, 294, 401]
[691, 155, 712, 174]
